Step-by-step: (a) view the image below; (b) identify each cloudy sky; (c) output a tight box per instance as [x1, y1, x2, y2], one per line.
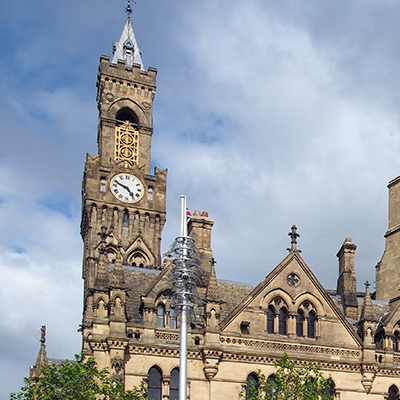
[1, 0, 400, 397]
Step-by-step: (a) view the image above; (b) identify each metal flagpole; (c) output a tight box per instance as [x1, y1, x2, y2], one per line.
[167, 195, 201, 400]
[179, 195, 188, 400]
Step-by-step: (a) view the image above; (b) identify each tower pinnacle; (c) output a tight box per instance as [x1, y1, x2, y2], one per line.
[29, 326, 49, 380]
[112, 1, 144, 69]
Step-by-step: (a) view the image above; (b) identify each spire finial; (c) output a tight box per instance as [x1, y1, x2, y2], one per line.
[126, 0, 132, 16]
[287, 225, 301, 253]
[40, 325, 46, 345]
[126, 0, 136, 18]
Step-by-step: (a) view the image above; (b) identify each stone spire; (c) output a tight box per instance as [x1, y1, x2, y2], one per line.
[111, 1, 144, 69]
[29, 326, 49, 380]
[206, 258, 219, 302]
[360, 281, 377, 322]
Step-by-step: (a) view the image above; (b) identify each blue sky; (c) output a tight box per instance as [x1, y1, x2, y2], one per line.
[2, 0, 400, 397]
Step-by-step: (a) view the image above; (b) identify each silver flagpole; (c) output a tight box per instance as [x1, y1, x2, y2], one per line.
[167, 196, 202, 400]
[179, 195, 188, 400]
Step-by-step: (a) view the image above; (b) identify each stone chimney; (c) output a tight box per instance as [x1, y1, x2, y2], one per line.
[337, 238, 358, 320]
[188, 211, 214, 274]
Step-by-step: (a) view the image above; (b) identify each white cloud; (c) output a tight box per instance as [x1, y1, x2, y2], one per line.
[2, 0, 400, 398]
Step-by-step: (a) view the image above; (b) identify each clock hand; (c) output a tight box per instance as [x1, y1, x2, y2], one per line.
[115, 180, 134, 198]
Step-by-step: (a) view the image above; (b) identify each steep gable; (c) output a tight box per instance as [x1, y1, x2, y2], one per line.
[220, 252, 362, 350]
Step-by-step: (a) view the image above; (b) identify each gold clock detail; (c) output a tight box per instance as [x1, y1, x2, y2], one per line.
[114, 120, 139, 168]
[110, 173, 144, 203]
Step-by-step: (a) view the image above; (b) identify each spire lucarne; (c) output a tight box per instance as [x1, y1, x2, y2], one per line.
[111, 1, 144, 69]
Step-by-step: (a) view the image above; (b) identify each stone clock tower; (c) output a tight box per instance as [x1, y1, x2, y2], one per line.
[80, 4, 166, 312]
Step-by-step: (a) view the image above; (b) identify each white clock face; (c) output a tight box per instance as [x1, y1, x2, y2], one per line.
[110, 173, 144, 203]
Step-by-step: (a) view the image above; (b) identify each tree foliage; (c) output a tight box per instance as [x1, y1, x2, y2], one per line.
[240, 353, 333, 400]
[10, 353, 149, 400]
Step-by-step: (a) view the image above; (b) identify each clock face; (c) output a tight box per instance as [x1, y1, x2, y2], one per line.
[110, 173, 144, 203]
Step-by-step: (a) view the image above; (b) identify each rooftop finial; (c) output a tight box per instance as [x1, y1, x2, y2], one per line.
[126, 0, 136, 18]
[40, 325, 46, 345]
[126, 0, 132, 16]
[287, 225, 301, 253]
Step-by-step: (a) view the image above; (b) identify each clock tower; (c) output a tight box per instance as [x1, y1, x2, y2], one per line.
[80, 4, 167, 305]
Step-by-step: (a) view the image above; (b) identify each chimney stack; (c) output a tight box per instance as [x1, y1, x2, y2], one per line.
[336, 238, 358, 320]
[188, 210, 214, 274]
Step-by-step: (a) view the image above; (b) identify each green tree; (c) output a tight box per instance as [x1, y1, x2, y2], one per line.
[240, 353, 333, 400]
[10, 353, 149, 400]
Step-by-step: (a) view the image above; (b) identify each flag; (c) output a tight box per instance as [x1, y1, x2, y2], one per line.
[186, 208, 191, 223]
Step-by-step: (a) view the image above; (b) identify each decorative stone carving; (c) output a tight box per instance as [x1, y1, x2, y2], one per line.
[202, 349, 222, 381]
[361, 367, 377, 393]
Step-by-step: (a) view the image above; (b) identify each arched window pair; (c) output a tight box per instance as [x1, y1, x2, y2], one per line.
[296, 302, 317, 338]
[267, 298, 288, 335]
[157, 304, 177, 329]
[148, 366, 179, 400]
[245, 373, 335, 399]
[245, 374, 279, 399]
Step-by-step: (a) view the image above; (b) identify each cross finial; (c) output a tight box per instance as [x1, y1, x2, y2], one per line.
[287, 225, 301, 253]
[365, 281, 370, 289]
[40, 325, 46, 345]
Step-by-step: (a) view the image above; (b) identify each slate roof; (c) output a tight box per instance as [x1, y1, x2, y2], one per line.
[120, 265, 392, 331]
[121, 265, 255, 324]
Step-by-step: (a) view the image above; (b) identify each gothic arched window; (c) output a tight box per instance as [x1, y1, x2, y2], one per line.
[266, 375, 277, 399]
[157, 304, 165, 328]
[324, 379, 335, 399]
[116, 107, 138, 125]
[148, 366, 162, 400]
[388, 385, 399, 400]
[169, 307, 177, 329]
[307, 311, 316, 338]
[246, 373, 259, 398]
[279, 308, 288, 335]
[123, 210, 129, 228]
[267, 306, 274, 333]
[170, 368, 179, 400]
[148, 186, 154, 201]
[394, 331, 399, 352]
[296, 309, 304, 337]
[114, 108, 139, 168]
